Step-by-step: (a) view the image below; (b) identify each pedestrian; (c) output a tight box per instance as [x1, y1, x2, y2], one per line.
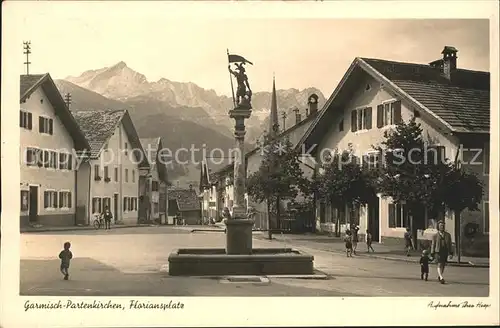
[404, 227, 413, 256]
[102, 207, 113, 230]
[58, 241, 73, 280]
[366, 229, 375, 252]
[351, 225, 360, 255]
[419, 250, 431, 281]
[431, 220, 453, 284]
[344, 230, 353, 257]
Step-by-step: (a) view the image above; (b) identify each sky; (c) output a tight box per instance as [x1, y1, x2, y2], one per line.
[7, 3, 490, 97]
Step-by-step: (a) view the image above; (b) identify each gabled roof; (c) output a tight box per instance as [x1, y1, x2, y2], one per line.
[168, 188, 200, 211]
[299, 56, 490, 153]
[20, 74, 90, 152]
[72, 109, 149, 168]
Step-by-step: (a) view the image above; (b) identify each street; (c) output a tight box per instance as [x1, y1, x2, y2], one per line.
[20, 226, 489, 297]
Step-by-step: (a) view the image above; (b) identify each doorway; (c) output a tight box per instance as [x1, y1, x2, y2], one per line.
[29, 186, 38, 223]
[368, 197, 380, 242]
[114, 193, 119, 223]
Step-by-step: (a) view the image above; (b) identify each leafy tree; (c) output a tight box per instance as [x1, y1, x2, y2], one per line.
[375, 117, 483, 255]
[315, 149, 376, 237]
[247, 134, 306, 240]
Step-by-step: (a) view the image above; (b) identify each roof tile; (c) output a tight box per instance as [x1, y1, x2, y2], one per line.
[168, 188, 200, 211]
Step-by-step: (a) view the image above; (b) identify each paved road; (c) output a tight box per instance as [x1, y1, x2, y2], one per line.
[19, 226, 489, 297]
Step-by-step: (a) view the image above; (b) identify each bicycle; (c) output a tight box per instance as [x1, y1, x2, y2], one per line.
[92, 214, 104, 229]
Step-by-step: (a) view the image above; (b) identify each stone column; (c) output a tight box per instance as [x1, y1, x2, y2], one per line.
[226, 108, 254, 255]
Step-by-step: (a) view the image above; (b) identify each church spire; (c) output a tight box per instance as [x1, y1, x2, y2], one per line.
[269, 74, 279, 136]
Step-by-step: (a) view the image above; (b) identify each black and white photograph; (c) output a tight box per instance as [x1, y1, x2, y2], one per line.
[1, 1, 499, 327]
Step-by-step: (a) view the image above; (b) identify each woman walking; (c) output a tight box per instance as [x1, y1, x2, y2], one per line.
[431, 220, 454, 284]
[351, 225, 360, 255]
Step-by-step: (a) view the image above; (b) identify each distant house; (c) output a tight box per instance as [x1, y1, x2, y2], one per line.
[73, 109, 149, 225]
[200, 159, 218, 222]
[19, 73, 90, 228]
[139, 137, 169, 224]
[299, 46, 490, 255]
[167, 187, 201, 225]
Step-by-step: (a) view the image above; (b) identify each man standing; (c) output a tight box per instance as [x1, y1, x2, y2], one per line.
[103, 207, 113, 230]
[431, 220, 454, 284]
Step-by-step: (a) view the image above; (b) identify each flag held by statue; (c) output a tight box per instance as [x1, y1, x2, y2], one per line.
[228, 53, 253, 65]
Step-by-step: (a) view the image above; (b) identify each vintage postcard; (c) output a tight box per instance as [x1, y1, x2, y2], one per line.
[1, 1, 499, 327]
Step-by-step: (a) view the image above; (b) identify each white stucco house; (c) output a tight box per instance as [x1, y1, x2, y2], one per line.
[72, 109, 150, 225]
[19, 73, 90, 228]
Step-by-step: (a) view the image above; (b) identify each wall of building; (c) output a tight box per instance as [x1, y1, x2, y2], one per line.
[20, 87, 77, 227]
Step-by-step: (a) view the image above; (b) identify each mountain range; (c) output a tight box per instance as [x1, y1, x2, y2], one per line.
[56, 61, 326, 185]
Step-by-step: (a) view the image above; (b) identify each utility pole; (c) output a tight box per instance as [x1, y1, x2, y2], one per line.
[281, 110, 287, 132]
[64, 93, 72, 109]
[23, 41, 31, 75]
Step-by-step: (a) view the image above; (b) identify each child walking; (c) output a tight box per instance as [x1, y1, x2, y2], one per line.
[404, 227, 413, 256]
[344, 230, 353, 257]
[366, 229, 375, 252]
[59, 242, 73, 280]
[419, 250, 431, 281]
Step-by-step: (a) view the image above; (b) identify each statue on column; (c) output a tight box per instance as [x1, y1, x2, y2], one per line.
[228, 63, 252, 108]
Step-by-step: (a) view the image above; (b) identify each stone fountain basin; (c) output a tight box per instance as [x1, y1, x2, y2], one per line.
[168, 248, 314, 276]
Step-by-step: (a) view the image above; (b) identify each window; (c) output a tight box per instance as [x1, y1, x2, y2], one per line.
[25, 147, 39, 166]
[20, 190, 29, 211]
[124, 142, 128, 155]
[483, 143, 490, 176]
[114, 167, 119, 182]
[39, 116, 53, 135]
[58, 191, 72, 208]
[483, 201, 489, 233]
[338, 119, 344, 132]
[152, 181, 159, 192]
[92, 197, 102, 213]
[377, 100, 402, 128]
[104, 166, 109, 180]
[94, 165, 101, 180]
[388, 202, 409, 228]
[125, 169, 129, 182]
[20, 110, 32, 130]
[132, 170, 135, 183]
[50, 151, 57, 169]
[350, 107, 372, 132]
[43, 190, 58, 209]
[363, 152, 380, 170]
[58, 153, 72, 170]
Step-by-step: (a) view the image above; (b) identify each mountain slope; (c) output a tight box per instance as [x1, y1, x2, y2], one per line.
[65, 61, 327, 144]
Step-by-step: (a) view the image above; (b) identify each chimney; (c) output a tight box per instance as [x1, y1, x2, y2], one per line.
[442, 46, 458, 80]
[293, 107, 301, 124]
[308, 94, 319, 115]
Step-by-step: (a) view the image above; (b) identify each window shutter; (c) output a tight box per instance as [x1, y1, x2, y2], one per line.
[49, 119, 53, 135]
[350, 110, 357, 132]
[68, 154, 73, 170]
[59, 192, 63, 208]
[59, 153, 64, 169]
[388, 203, 396, 228]
[28, 113, 32, 130]
[377, 104, 384, 128]
[39, 117, 44, 133]
[393, 101, 402, 123]
[44, 191, 49, 208]
[53, 191, 58, 208]
[365, 107, 372, 129]
[123, 197, 127, 211]
[68, 192, 72, 208]
[20, 111, 23, 127]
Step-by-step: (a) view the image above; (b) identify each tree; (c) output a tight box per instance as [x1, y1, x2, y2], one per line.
[315, 149, 376, 237]
[247, 134, 306, 240]
[375, 117, 484, 254]
[375, 118, 444, 248]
